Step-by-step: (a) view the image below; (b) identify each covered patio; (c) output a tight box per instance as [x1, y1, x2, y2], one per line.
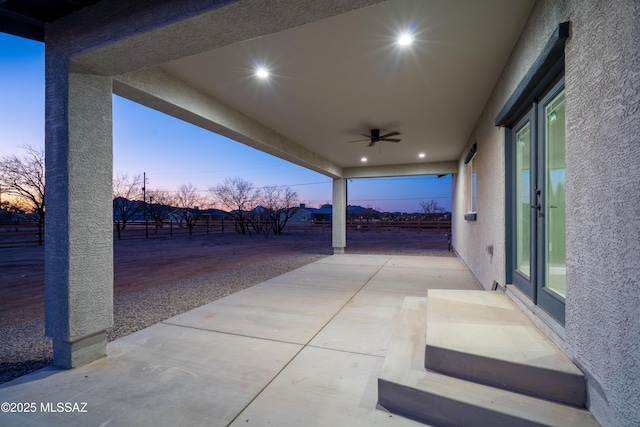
[0, 254, 596, 426]
[1, 254, 475, 426]
[1, 0, 638, 424]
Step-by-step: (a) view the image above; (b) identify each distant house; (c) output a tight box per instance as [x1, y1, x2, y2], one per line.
[310, 206, 332, 223]
[289, 204, 395, 225]
[199, 208, 229, 220]
[112, 198, 145, 223]
[288, 204, 313, 225]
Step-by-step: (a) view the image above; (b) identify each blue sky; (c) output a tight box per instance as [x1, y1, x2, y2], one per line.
[0, 32, 452, 212]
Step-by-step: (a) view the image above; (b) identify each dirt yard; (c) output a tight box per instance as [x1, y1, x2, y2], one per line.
[0, 228, 451, 328]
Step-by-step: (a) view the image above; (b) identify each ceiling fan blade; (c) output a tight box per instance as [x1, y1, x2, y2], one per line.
[347, 138, 370, 143]
[368, 140, 377, 147]
[380, 131, 400, 139]
[383, 138, 401, 142]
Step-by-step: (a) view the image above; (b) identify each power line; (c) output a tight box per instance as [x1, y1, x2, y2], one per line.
[150, 164, 291, 177]
[350, 196, 451, 202]
[156, 180, 332, 194]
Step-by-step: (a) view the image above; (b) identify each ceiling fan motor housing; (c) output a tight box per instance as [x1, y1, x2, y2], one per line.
[371, 129, 380, 140]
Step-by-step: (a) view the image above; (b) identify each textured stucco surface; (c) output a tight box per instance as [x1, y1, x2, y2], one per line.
[332, 178, 347, 251]
[452, 0, 560, 292]
[452, 99, 507, 291]
[564, 1, 640, 425]
[44, 65, 114, 367]
[453, 0, 640, 425]
[49, 0, 386, 76]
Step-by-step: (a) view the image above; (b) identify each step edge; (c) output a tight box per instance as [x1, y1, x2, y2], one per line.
[379, 296, 598, 426]
[378, 371, 599, 427]
[424, 343, 587, 407]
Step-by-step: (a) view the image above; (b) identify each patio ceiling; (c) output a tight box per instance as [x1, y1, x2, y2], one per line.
[154, 0, 535, 175]
[2, 0, 535, 179]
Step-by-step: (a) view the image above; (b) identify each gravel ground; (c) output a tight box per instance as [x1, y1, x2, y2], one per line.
[0, 230, 453, 384]
[0, 252, 327, 384]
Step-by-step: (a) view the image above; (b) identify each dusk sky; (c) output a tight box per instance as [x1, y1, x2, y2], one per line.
[0, 32, 452, 213]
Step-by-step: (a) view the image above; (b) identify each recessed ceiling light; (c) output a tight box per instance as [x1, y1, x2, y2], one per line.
[397, 32, 414, 47]
[256, 67, 269, 79]
[361, 157, 368, 162]
[418, 153, 426, 158]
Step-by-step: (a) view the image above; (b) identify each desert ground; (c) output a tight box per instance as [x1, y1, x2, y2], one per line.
[0, 227, 451, 383]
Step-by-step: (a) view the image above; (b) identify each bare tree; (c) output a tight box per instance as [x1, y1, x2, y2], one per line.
[247, 205, 270, 237]
[147, 188, 175, 232]
[173, 183, 204, 235]
[419, 200, 445, 219]
[252, 186, 280, 237]
[210, 177, 258, 235]
[113, 174, 143, 230]
[0, 146, 46, 244]
[261, 185, 299, 235]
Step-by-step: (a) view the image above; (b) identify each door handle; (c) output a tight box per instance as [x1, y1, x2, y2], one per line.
[531, 188, 542, 212]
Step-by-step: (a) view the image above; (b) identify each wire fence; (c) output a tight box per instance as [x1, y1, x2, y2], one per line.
[0, 218, 451, 246]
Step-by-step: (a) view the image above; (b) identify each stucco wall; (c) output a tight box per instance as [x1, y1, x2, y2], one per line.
[564, 1, 640, 425]
[453, 102, 507, 290]
[453, 0, 639, 425]
[452, 0, 558, 291]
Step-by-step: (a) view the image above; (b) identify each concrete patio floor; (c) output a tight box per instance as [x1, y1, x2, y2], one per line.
[0, 254, 480, 427]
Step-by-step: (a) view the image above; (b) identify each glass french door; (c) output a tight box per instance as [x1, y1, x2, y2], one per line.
[512, 79, 566, 324]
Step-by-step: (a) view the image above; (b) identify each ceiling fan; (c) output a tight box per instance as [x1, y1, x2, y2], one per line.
[348, 129, 401, 147]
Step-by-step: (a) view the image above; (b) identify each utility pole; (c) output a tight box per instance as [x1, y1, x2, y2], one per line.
[143, 172, 148, 238]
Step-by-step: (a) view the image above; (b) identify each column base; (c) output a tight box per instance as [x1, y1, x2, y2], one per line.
[52, 331, 107, 369]
[333, 247, 345, 255]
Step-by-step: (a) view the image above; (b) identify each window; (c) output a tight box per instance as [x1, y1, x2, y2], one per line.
[468, 154, 477, 213]
[464, 143, 477, 220]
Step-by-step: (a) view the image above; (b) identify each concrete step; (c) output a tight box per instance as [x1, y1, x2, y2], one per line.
[378, 296, 599, 427]
[425, 290, 586, 407]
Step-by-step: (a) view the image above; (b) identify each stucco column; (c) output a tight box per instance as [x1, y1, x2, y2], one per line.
[332, 178, 346, 254]
[45, 63, 113, 369]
